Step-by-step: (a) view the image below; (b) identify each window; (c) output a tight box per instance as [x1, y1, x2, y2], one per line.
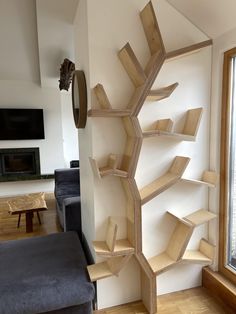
[220, 47, 236, 283]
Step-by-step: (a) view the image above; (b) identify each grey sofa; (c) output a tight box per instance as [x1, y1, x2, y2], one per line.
[0, 232, 95, 314]
[54, 168, 81, 236]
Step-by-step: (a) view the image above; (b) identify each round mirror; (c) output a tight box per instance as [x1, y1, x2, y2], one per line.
[71, 70, 87, 128]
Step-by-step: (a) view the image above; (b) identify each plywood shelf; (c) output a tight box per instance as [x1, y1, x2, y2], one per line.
[181, 170, 218, 188]
[146, 83, 178, 101]
[87, 255, 132, 282]
[88, 109, 131, 118]
[89, 155, 128, 179]
[165, 39, 213, 61]
[148, 218, 193, 275]
[140, 1, 165, 56]
[167, 209, 217, 227]
[92, 216, 135, 257]
[118, 43, 147, 88]
[182, 239, 215, 265]
[93, 239, 135, 257]
[143, 108, 203, 142]
[140, 156, 190, 205]
[184, 209, 217, 226]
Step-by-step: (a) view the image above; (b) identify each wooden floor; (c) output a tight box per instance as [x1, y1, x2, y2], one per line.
[0, 192, 61, 242]
[94, 287, 233, 314]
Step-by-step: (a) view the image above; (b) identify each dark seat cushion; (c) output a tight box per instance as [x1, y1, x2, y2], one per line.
[0, 232, 95, 314]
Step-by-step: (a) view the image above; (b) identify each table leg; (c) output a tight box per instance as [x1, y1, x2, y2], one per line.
[37, 211, 41, 224]
[25, 212, 33, 233]
[17, 213, 21, 228]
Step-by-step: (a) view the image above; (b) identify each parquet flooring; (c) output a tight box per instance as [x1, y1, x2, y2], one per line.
[94, 287, 232, 314]
[0, 192, 61, 242]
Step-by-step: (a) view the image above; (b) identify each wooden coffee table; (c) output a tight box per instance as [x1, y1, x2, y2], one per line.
[8, 192, 47, 233]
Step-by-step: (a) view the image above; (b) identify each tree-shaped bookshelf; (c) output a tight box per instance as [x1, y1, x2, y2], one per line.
[86, 2, 216, 313]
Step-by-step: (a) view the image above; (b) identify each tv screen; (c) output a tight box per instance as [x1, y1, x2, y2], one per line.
[0, 109, 45, 140]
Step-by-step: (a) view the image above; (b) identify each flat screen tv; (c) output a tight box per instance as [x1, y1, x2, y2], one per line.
[0, 109, 45, 140]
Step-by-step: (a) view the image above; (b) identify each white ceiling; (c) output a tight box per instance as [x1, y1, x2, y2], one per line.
[167, 0, 236, 39]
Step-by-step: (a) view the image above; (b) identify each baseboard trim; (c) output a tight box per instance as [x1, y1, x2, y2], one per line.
[202, 267, 236, 312]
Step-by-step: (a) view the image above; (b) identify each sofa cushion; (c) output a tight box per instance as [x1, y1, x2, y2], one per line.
[55, 183, 80, 198]
[0, 232, 95, 314]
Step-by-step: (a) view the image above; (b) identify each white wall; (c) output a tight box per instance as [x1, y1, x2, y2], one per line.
[75, 0, 212, 310]
[0, 81, 65, 196]
[0, 0, 80, 197]
[0, 0, 40, 83]
[209, 27, 236, 269]
[61, 91, 79, 168]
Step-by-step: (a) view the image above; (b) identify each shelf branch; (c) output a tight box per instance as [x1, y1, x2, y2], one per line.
[166, 39, 213, 61]
[87, 254, 132, 282]
[181, 170, 218, 187]
[118, 43, 147, 87]
[93, 217, 135, 257]
[94, 84, 112, 109]
[143, 107, 203, 141]
[140, 1, 165, 56]
[89, 155, 128, 179]
[146, 83, 179, 101]
[140, 156, 190, 205]
[182, 239, 215, 265]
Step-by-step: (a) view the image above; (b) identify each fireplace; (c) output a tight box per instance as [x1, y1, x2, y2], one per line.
[0, 148, 40, 177]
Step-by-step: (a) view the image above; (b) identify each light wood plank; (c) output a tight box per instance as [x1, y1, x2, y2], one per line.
[184, 209, 217, 226]
[156, 119, 173, 132]
[182, 108, 203, 137]
[148, 252, 176, 275]
[166, 221, 193, 261]
[107, 254, 132, 275]
[88, 109, 131, 118]
[93, 239, 135, 257]
[140, 156, 190, 204]
[87, 262, 113, 282]
[143, 108, 203, 141]
[199, 238, 215, 260]
[166, 39, 213, 61]
[182, 170, 218, 187]
[182, 250, 212, 265]
[94, 84, 112, 109]
[140, 1, 165, 56]
[106, 217, 118, 252]
[146, 83, 178, 101]
[118, 43, 147, 87]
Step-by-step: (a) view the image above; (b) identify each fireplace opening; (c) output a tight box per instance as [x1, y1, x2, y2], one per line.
[0, 148, 40, 177]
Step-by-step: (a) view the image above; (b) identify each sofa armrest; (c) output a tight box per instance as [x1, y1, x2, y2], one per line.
[63, 196, 82, 239]
[54, 168, 80, 185]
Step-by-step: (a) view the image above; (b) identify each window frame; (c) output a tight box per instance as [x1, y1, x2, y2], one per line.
[220, 47, 236, 284]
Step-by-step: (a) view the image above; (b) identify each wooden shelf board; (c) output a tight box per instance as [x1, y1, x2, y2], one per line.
[184, 209, 217, 226]
[140, 156, 190, 205]
[100, 167, 128, 178]
[148, 252, 176, 275]
[181, 178, 216, 188]
[182, 250, 212, 265]
[165, 39, 213, 61]
[143, 130, 195, 141]
[87, 262, 113, 282]
[118, 43, 147, 87]
[88, 109, 131, 118]
[140, 1, 165, 56]
[140, 172, 179, 205]
[94, 84, 112, 110]
[93, 239, 135, 257]
[146, 83, 178, 101]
